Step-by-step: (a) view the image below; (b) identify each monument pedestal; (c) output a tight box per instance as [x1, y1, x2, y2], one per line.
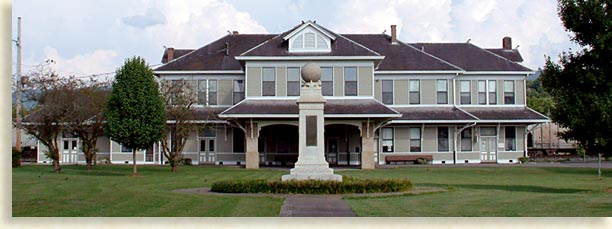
[281, 63, 342, 182]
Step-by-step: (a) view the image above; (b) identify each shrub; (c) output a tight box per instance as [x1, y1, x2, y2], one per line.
[181, 158, 192, 166]
[12, 147, 21, 168]
[210, 177, 412, 194]
[518, 157, 529, 163]
[416, 158, 428, 164]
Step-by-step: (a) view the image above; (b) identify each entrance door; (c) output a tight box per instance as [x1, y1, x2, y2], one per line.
[199, 139, 216, 164]
[62, 139, 78, 163]
[326, 138, 338, 165]
[480, 137, 497, 162]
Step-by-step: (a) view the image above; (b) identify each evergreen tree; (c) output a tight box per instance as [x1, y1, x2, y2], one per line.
[105, 57, 166, 175]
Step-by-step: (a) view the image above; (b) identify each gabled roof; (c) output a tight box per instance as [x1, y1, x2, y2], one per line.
[485, 48, 524, 63]
[411, 43, 532, 72]
[282, 20, 336, 41]
[240, 23, 381, 57]
[155, 34, 275, 71]
[344, 34, 462, 71]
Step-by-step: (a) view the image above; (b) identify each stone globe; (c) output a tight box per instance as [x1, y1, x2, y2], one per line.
[301, 63, 322, 82]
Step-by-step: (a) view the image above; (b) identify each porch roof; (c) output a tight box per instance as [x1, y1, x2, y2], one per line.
[390, 106, 477, 123]
[219, 99, 401, 118]
[461, 107, 549, 123]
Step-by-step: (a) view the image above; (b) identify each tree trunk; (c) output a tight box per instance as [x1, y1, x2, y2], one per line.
[598, 153, 602, 178]
[52, 153, 61, 173]
[171, 164, 177, 172]
[132, 149, 138, 175]
[85, 149, 93, 171]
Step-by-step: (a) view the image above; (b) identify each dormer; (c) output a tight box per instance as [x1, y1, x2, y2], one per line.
[284, 21, 336, 53]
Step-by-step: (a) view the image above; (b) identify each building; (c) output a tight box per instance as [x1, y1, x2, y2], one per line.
[34, 21, 548, 168]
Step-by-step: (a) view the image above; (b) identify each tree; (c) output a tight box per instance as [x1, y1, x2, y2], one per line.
[159, 80, 198, 172]
[105, 57, 166, 176]
[68, 79, 110, 170]
[526, 77, 554, 116]
[541, 0, 612, 177]
[21, 63, 78, 173]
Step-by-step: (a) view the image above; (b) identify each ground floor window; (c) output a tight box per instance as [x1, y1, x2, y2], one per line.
[505, 126, 516, 151]
[121, 144, 132, 153]
[381, 127, 394, 152]
[437, 127, 449, 152]
[232, 128, 245, 153]
[461, 128, 472, 151]
[410, 127, 421, 152]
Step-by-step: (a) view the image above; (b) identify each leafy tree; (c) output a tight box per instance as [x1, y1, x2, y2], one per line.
[159, 80, 211, 172]
[526, 77, 553, 116]
[541, 0, 612, 177]
[68, 79, 110, 170]
[105, 57, 166, 176]
[21, 63, 78, 173]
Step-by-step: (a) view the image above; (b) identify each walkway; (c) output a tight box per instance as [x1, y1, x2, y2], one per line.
[279, 195, 356, 217]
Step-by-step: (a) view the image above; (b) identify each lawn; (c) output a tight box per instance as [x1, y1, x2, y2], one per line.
[12, 165, 612, 216]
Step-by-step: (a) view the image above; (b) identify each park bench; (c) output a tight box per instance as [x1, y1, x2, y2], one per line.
[385, 155, 433, 165]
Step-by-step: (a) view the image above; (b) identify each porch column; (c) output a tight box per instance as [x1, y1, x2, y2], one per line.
[361, 121, 376, 170]
[245, 121, 259, 169]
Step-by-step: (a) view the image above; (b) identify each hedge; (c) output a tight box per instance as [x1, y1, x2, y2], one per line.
[210, 177, 412, 194]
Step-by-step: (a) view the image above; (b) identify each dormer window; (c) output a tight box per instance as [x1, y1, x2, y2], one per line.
[285, 21, 335, 53]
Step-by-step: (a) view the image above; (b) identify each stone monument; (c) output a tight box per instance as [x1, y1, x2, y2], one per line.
[281, 63, 342, 182]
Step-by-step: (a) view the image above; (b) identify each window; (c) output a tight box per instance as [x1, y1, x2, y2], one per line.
[169, 80, 184, 105]
[381, 128, 394, 152]
[208, 80, 217, 105]
[287, 67, 300, 96]
[232, 128, 245, 153]
[262, 67, 276, 96]
[200, 128, 216, 138]
[478, 80, 486, 105]
[460, 80, 471, 104]
[63, 141, 69, 150]
[382, 80, 393, 105]
[197, 80, 216, 106]
[344, 67, 357, 96]
[321, 67, 333, 96]
[461, 128, 472, 151]
[290, 32, 330, 52]
[438, 127, 449, 152]
[233, 80, 244, 104]
[480, 127, 497, 136]
[504, 80, 515, 104]
[409, 80, 420, 104]
[410, 127, 421, 152]
[489, 80, 497, 104]
[121, 144, 132, 153]
[505, 127, 516, 151]
[437, 80, 448, 104]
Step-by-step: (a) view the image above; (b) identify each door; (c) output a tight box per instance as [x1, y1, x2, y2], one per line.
[480, 137, 497, 162]
[199, 139, 216, 164]
[62, 139, 78, 163]
[326, 138, 338, 165]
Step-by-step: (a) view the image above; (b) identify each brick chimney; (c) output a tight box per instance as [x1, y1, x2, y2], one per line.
[166, 47, 175, 63]
[391, 25, 398, 44]
[503, 37, 512, 50]
[232, 31, 239, 35]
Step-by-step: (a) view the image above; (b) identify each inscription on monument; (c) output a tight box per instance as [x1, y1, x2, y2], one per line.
[306, 115, 317, 146]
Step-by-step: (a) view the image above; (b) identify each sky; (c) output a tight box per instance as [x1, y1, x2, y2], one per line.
[11, 0, 580, 80]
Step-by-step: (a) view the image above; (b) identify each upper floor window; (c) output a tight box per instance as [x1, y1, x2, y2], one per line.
[262, 67, 276, 96]
[489, 81, 497, 104]
[289, 32, 330, 52]
[382, 80, 393, 105]
[233, 80, 244, 104]
[344, 67, 357, 96]
[460, 80, 471, 105]
[198, 79, 217, 106]
[321, 67, 333, 96]
[504, 80, 515, 104]
[409, 80, 420, 104]
[287, 67, 300, 96]
[437, 79, 448, 104]
[478, 80, 487, 105]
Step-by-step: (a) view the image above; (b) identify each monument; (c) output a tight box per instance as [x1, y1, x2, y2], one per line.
[281, 63, 342, 182]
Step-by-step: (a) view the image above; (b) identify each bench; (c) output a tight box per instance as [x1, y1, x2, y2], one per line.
[385, 155, 433, 165]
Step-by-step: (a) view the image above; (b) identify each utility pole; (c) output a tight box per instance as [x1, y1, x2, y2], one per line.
[14, 17, 22, 151]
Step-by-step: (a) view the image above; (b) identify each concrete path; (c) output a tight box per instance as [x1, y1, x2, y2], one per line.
[279, 195, 357, 217]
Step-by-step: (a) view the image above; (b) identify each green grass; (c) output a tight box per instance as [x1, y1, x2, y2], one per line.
[340, 167, 612, 216]
[12, 165, 285, 216]
[12, 165, 612, 216]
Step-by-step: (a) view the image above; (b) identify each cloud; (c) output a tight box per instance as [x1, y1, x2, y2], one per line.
[42, 47, 119, 80]
[122, 8, 167, 29]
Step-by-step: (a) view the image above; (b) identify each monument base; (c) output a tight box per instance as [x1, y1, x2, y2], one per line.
[281, 166, 343, 182]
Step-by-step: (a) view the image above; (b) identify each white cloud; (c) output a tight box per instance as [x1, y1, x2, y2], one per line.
[43, 47, 118, 80]
[122, 7, 167, 29]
